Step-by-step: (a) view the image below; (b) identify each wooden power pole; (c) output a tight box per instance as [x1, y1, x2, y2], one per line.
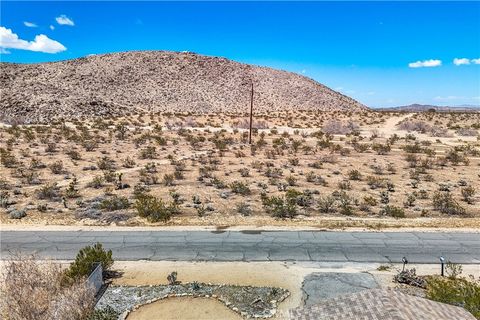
[249, 82, 254, 144]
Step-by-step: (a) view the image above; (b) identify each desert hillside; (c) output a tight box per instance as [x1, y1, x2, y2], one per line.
[0, 51, 366, 123]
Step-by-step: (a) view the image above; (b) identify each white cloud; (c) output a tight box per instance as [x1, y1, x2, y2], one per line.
[56, 14, 74, 26]
[0, 47, 10, 54]
[23, 21, 37, 28]
[0, 26, 66, 53]
[50, 25, 55, 30]
[408, 59, 442, 68]
[453, 58, 470, 66]
[472, 58, 480, 65]
[434, 95, 463, 101]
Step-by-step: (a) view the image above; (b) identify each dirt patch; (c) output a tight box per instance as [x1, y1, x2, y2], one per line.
[127, 297, 242, 320]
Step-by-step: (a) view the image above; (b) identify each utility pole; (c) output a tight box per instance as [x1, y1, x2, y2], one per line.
[249, 82, 254, 144]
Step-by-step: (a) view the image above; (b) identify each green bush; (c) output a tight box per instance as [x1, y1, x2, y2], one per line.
[427, 276, 480, 319]
[0, 148, 17, 168]
[135, 194, 177, 222]
[99, 195, 130, 211]
[318, 195, 336, 213]
[88, 306, 119, 320]
[432, 191, 466, 215]
[461, 186, 476, 204]
[381, 205, 405, 218]
[64, 243, 113, 282]
[347, 169, 362, 181]
[229, 181, 251, 196]
[261, 194, 297, 218]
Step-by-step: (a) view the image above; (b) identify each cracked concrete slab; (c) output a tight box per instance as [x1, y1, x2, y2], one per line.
[301, 272, 379, 306]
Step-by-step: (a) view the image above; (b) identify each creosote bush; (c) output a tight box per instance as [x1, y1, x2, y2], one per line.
[135, 193, 177, 222]
[99, 195, 130, 211]
[432, 191, 466, 215]
[63, 242, 113, 283]
[381, 205, 405, 218]
[426, 275, 480, 319]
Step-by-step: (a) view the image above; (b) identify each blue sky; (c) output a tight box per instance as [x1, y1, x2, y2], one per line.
[1, 1, 479, 108]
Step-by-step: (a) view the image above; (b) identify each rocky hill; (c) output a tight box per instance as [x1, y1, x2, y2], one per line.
[0, 51, 367, 123]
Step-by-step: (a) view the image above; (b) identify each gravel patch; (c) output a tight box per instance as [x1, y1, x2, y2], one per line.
[96, 282, 290, 319]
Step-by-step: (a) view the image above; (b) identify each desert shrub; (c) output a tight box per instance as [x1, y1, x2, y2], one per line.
[0, 191, 9, 208]
[122, 157, 136, 168]
[445, 149, 469, 166]
[8, 208, 27, 219]
[236, 202, 252, 216]
[456, 127, 478, 137]
[398, 119, 432, 133]
[45, 142, 57, 153]
[37, 183, 61, 201]
[0, 148, 18, 168]
[402, 142, 424, 154]
[336, 192, 354, 215]
[348, 169, 362, 181]
[261, 194, 297, 218]
[88, 306, 119, 320]
[286, 175, 297, 186]
[66, 149, 82, 161]
[103, 170, 117, 183]
[461, 186, 476, 204]
[230, 181, 251, 195]
[115, 122, 129, 140]
[0, 256, 95, 320]
[265, 167, 283, 178]
[82, 139, 99, 152]
[49, 160, 64, 174]
[322, 120, 359, 135]
[163, 173, 175, 186]
[426, 276, 480, 319]
[139, 168, 159, 185]
[139, 146, 157, 159]
[318, 195, 336, 213]
[64, 243, 113, 282]
[432, 191, 466, 215]
[135, 194, 176, 222]
[212, 176, 227, 189]
[97, 156, 116, 171]
[88, 176, 105, 189]
[99, 195, 130, 211]
[338, 180, 351, 190]
[306, 171, 327, 186]
[381, 205, 405, 218]
[360, 195, 378, 212]
[65, 178, 80, 198]
[289, 157, 300, 166]
[239, 168, 250, 177]
[366, 176, 387, 189]
[352, 142, 370, 153]
[372, 143, 391, 155]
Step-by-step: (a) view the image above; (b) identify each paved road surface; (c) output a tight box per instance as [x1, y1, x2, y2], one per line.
[1, 230, 479, 263]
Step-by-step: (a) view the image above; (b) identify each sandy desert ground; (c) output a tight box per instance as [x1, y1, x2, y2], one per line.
[1, 110, 479, 229]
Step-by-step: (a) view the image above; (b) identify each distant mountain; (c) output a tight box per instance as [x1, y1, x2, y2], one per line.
[0, 50, 367, 124]
[377, 103, 480, 112]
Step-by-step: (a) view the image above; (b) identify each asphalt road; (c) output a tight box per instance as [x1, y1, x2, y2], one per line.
[1, 230, 479, 263]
